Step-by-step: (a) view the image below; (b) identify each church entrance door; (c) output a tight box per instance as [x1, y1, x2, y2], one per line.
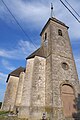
[61, 84, 76, 117]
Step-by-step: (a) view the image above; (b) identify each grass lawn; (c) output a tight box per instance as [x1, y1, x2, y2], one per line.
[0, 112, 28, 120]
[0, 116, 28, 120]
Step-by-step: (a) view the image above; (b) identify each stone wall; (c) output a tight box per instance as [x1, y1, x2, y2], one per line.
[41, 19, 80, 119]
[15, 72, 25, 107]
[2, 76, 19, 111]
[19, 56, 46, 119]
[30, 56, 46, 119]
[19, 58, 34, 118]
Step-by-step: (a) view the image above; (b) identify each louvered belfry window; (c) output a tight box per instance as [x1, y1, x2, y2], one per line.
[58, 29, 62, 36]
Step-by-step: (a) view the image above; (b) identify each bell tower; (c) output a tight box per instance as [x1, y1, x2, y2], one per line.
[40, 17, 80, 119]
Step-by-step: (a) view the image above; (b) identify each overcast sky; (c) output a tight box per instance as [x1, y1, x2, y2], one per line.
[0, 0, 80, 101]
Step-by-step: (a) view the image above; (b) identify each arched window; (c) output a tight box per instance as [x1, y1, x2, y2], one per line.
[44, 33, 47, 40]
[44, 32, 48, 46]
[58, 29, 62, 36]
[61, 84, 76, 117]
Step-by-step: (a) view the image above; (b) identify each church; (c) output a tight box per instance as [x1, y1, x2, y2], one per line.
[1, 17, 80, 120]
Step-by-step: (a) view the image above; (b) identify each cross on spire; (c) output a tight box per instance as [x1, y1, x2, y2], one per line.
[51, 3, 55, 18]
[51, 3, 53, 18]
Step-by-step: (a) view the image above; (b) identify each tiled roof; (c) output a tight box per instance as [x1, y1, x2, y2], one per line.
[6, 67, 25, 82]
[26, 47, 46, 59]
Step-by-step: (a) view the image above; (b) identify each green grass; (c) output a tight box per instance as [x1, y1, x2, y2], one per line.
[0, 111, 9, 115]
[0, 116, 28, 120]
[0, 111, 28, 120]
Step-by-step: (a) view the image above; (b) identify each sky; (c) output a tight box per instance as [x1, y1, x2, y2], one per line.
[0, 0, 80, 102]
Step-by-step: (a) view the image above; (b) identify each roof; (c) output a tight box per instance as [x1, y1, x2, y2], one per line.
[40, 17, 69, 36]
[26, 47, 46, 59]
[6, 67, 25, 82]
[27, 18, 69, 59]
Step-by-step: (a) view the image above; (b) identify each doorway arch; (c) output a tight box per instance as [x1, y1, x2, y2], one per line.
[61, 84, 76, 117]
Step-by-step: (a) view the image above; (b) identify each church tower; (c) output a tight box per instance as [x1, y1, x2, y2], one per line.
[2, 17, 80, 120]
[18, 17, 80, 120]
[40, 17, 80, 119]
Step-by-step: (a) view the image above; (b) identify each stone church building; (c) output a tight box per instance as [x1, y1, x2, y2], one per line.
[1, 17, 80, 119]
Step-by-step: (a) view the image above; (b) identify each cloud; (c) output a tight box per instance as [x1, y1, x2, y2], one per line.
[55, 0, 80, 40]
[0, 72, 7, 82]
[0, 72, 7, 101]
[0, 0, 50, 27]
[76, 59, 80, 63]
[0, 0, 80, 101]
[1, 59, 16, 71]
[18, 40, 37, 54]
[0, 40, 37, 60]
[0, 0, 80, 40]
[0, 39, 38, 101]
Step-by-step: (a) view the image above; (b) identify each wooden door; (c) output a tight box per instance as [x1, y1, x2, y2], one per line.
[61, 84, 76, 117]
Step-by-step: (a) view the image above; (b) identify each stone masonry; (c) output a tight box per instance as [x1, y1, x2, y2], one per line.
[2, 76, 19, 111]
[2, 17, 80, 120]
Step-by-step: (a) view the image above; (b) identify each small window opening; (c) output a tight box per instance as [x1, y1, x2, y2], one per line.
[62, 62, 69, 70]
[44, 33, 47, 40]
[58, 29, 62, 36]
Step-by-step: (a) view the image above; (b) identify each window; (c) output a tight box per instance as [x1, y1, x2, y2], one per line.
[62, 62, 69, 70]
[44, 32, 48, 46]
[58, 29, 62, 36]
[44, 33, 47, 40]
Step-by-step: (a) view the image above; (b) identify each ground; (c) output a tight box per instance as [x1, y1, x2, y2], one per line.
[0, 110, 28, 120]
[0, 116, 28, 120]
